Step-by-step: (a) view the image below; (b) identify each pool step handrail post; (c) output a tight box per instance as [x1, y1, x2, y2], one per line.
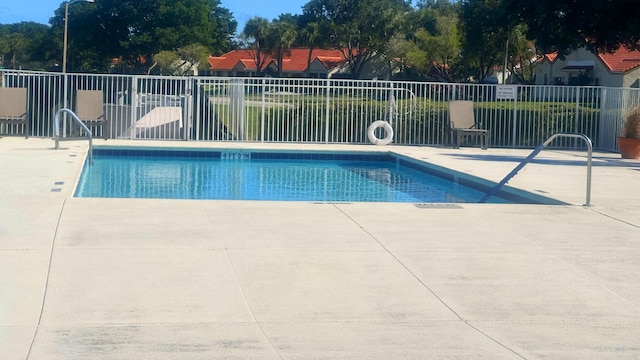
[54, 108, 94, 165]
[479, 132, 592, 206]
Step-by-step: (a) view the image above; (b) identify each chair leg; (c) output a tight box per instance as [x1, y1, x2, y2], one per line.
[103, 120, 109, 140]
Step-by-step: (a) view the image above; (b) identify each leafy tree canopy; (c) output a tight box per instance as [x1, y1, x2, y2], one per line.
[503, 0, 640, 56]
[0, 22, 49, 69]
[391, 1, 461, 81]
[48, 0, 236, 72]
[242, 16, 271, 75]
[302, 0, 409, 78]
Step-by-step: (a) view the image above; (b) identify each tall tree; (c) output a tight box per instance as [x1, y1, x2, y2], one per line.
[503, 0, 640, 56]
[47, 0, 236, 72]
[149, 44, 210, 75]
[392, 2, 461, 81]
[0, 22, 49, 70]
[242, 17, 271, 76]
[459, 0, 510, 82]
[503, 24, 537, 84]
[302, 0, 408, 79]
[296, 17, 325, 77]
[266, 16, 298, 77]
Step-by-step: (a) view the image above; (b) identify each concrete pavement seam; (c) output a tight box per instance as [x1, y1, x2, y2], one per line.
[24, 198, 66, 360]
[201, 203, 285, 360]
[333, 204, 529, 360]
[588, 208, 640, 229]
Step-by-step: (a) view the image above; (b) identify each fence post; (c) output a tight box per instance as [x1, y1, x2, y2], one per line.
[574, 86, 581, 147]
[183, 78, 192, 141]
[388, 81, 396, 126]
[62, 73, 69, 138]
[229, 79, 245, 140]
[194, 78, 200, 141]
[325, 78, 331, 143]
[599, 87, 607, 148]
[261, 78, 266, 142]
[512, 87, 518, 148]
[130, 76, 138, 140]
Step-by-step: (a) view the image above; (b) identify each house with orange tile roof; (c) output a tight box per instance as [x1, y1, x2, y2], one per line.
[208, 48, 390, 79]
[536, 47, 640, 87]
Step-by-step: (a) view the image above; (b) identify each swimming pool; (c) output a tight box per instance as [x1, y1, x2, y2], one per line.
[74, 147, 560, 204]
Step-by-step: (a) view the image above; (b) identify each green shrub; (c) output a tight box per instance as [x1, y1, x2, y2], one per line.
[261, 98, 601, 147]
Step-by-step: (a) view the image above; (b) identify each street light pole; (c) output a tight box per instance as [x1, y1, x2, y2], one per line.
[62, 0, 95, 73]
[61, 0, 94, 138]
[502, 39, 508, 85]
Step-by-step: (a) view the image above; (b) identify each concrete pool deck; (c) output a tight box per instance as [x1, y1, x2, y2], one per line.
[1, 137, 639, 359]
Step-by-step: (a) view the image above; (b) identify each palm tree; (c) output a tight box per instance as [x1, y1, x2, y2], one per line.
[266, 20, 298, 77]
[299, 21, 321, 78]
[242, 17, 270, 76]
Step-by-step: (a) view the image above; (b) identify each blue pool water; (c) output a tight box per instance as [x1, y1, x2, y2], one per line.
[75, 148, 547, 204]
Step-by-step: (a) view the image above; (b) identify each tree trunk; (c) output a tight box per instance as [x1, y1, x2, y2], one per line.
[306, 48, 314, 78]
[278, 48, 283, 77]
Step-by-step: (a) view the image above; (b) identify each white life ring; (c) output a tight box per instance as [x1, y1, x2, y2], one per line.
[367, 120, 394, 145]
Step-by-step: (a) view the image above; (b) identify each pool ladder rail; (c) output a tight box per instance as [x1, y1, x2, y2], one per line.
[478, 132, 593, 206]
[53, 108, 93, 165]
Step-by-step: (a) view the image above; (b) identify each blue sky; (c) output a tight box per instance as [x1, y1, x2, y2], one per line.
[0, 0, 308, 34]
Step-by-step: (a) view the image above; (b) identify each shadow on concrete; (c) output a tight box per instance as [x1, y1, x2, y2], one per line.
[447, 152, 640, 168]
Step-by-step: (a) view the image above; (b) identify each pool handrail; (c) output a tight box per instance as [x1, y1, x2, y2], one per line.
[54, 108, 93, 165]
[479, 132, 592, 206]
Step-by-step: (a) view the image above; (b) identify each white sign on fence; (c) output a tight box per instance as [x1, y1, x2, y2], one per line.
[496, 85, 517, 100]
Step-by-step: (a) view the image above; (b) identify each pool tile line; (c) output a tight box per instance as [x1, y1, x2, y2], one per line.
[93, 147, 396, 162]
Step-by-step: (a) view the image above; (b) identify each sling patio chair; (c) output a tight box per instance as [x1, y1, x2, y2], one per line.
[448, 100, 489, 150]
[0, 87, 29, 138]
[75, 89, 109, 139]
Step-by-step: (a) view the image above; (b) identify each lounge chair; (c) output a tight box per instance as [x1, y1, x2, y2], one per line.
[0, 87, 29, 138]
[75, 90, 108, 139]
[448, 100, 489, 150]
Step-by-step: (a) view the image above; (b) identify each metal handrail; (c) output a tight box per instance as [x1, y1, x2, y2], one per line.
[479, 132, 593, 206]
[54, 108, 93, 165]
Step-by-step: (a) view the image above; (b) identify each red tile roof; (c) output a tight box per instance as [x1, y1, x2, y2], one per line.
[209, 50, 270, 71]
[316, 55, 347, 69]
[209, 48, 348, 73]
[597, 48, 640, 73]
[543, 53, 559, 63]
[540, 48, 640, 73]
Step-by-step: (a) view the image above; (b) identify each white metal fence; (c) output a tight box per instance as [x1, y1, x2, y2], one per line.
[2, 69, 639, 151]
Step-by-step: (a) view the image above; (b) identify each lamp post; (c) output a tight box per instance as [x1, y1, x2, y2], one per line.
[502, 39, 508, 84]
[61, 0, 94, 137]
[62, 0, 95, 73]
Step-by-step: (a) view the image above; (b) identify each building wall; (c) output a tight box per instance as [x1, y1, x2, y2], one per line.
[357, 55, 392, 80]
[536, 48, 627, 87]
[623, 67, 640, 88]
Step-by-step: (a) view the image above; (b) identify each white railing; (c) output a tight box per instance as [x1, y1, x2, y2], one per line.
[54, 108, 93, 164]
[2, 69, 639, 151]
